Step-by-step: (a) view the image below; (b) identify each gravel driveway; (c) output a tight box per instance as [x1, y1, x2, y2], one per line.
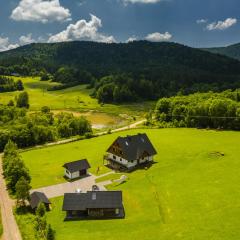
[30, 172, 113, 199]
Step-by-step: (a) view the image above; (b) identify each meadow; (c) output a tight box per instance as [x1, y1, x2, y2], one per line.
[0, 76, 153, 116]
[19, 128, 240, 240]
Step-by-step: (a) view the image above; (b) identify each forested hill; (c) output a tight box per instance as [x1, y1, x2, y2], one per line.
[1, 41, 240, 76]
[1, 41, 240, 102]
[203, 43, 240, 61]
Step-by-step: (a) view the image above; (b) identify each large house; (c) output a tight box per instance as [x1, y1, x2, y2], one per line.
[63, 159, 91, 180]
[62, 191, 124, 220]
[104, 133, 157, 171]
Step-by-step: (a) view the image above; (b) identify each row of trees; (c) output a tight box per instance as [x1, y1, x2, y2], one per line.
[0, 76, 24, 93]
[2, 141, 31, 196]
[0, 95, 92, 151]
[34, 204, 55, 240]
[151, 90, 240, 130]
[2, 141, 55, 239]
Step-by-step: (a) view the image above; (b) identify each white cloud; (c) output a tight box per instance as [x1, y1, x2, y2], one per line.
[206, 18, 237, 31]
[0, 37, 19, 52]
[19, 33, 35, 45]
[11, 0, 71, 23]
[127, 36, 137, 42]
[123, 0, 163, 3]
[48, 14, 116, 43]
[145, 32, 172, 42]
[197, 19, 208, 24]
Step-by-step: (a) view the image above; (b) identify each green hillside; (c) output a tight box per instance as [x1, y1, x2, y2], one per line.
[1, 41, 240, 102]
[203, 43, 240, 61]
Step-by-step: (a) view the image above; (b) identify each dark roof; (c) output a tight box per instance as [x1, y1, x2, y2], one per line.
[107, 133, 157, 161]
[62, 191, 123, 211]
[30, 192, 51, 209]
[63, 159, 91, 173]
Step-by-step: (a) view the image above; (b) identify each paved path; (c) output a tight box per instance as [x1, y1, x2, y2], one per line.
[0, 155, 22, 240]
[30, 172, 114, 199]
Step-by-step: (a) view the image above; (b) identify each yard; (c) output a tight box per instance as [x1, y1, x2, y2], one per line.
[18, 128, 240, 240]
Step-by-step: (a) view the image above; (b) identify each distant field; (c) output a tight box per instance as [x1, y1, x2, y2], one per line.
[0, 76, 154, 115]
[19, 128, 240, 240]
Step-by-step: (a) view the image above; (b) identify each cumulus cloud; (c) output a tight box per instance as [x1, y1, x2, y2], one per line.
[0, 37, 19, 52]
[206, 18, 237, 31]
[145, 32, 172, 42]
[19, 33, 35, 45]
[48, 14, 116, 43]
[127, 36, 137, 42]
[123, 0, 163, 3]
[11, 0, 71, 23]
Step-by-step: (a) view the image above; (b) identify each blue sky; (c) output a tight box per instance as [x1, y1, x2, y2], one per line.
[0, 0, 239, 51]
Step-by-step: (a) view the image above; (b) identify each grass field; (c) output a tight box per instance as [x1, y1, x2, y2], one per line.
[0, 76, 154, 116]
[18, 128, 240, 240]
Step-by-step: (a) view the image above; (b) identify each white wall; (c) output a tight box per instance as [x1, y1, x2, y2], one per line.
[64, 169, 80, 179]
[107, 153, 154, 169]
[108, 153, 137, 168]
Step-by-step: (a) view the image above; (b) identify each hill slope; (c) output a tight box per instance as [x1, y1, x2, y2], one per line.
[1, 41, 240, 101]
[204, 43, 240, 61]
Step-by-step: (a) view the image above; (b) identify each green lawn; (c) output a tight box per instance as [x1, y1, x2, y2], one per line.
[19, 128, 240, 240]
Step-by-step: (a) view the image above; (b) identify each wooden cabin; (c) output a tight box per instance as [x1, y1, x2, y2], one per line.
[30, 191, 51, 210]
[63, 159, 91, 180]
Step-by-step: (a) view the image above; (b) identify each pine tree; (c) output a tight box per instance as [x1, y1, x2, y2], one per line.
[47, 224, 55, 240]
[15, 177, 31, 206]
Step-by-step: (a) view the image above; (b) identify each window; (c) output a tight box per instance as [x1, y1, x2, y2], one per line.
[66, 170, 70, 175]
[113, 155, 116, 160]
[120, 158, 122, 161]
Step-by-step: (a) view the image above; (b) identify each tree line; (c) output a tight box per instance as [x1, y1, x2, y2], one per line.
[0, 76, 24, 93]
[2, 141, 55, 239]
[149, 89, 240, 130]
[0, 93, 92, 152]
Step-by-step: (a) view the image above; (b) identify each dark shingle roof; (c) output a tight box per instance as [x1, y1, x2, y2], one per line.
[62, 191, 123, 211]
[30, 192, 51, 209]
[63, 159, 91, 173]
[107, 133, 157, 161]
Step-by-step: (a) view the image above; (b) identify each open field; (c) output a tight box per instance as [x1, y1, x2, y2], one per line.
[0, 76, 154, 116]
[19, 128, 240, 240]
